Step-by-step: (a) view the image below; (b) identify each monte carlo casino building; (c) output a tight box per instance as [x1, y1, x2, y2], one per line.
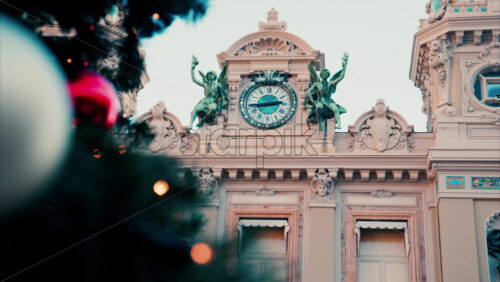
[130, 1, 500, 282]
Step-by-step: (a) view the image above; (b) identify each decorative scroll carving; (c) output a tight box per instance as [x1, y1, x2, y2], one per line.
[235, 37, 306, 56]
[371, 189, 393, 198]
[199, 168, 217, 199]
[255, 186, 275, 196]
[311, 169, 334, 201]
[147, 101, 180, 152]
[348, 99, 414, 152]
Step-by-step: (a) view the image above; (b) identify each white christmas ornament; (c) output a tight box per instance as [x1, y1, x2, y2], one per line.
[0, 15, 72, 216]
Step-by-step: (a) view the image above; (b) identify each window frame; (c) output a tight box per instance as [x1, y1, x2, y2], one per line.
[227, 208, 299, 282]
[478, 73, 500, 103]
[345, 209, 421, 282]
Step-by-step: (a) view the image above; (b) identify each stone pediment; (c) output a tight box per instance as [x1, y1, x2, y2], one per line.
[348, 99, 414, 153]
[226, 31, 315, 58]
[219, 8, 320, 62]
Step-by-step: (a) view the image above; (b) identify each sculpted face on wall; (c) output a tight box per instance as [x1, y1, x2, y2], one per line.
[199, 168, 217, 199]
[311, 169, 334, 201]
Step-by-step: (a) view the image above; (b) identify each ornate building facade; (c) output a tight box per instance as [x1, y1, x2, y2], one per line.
[136, 2, 499, 281]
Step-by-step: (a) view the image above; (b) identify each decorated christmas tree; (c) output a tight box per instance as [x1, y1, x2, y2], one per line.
[0, 1, 247, 281]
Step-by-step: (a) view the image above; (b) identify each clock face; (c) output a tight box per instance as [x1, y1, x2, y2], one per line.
[240, 84, 297, 129]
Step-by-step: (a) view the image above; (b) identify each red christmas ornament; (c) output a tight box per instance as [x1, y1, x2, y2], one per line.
[69, 71, 119, 128]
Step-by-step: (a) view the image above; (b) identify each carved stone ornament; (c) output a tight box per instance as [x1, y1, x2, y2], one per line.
[415, 44, 433, 128]
[371, 189, 393, 198]
[429, 37, 457, 115]
[235, 37, 305, 56]
[255, 186, 275, 196]
[103, 5, 126, 29]
[429, 37, 452, 87]
[311, 169, 334, 201]
[199, 168, 217, 199]
[461, 42, 500, 123]
[250, 70, 290, 85]
[118, 89, 138, 118]
[96, 49, 121, 80]
[146, 101, 180, 152]
[425, 0, 448, 24]
[258, 7, 287, 31]
[348, 99, 415, 152]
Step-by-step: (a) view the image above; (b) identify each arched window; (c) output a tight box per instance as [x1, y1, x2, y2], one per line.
[486, 211, 500, 282]
[474, 67, 500, 107]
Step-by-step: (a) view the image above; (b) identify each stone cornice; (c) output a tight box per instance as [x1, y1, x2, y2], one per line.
[429, 160, 500, 178]
[430, 161, 500, 169]
[179, 167, 428, 183]
[176, 154, 429, 169]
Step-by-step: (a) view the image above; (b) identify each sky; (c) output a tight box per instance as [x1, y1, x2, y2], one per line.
[137, 0, 429, 132]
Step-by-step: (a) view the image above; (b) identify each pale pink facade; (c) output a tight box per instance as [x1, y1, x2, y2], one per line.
[136, 2, 500, 281]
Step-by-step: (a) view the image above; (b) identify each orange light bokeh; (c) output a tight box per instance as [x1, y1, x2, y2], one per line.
[118, 145, 126, 155]
[153, 180, 169, 196]
[152, 13, 160, 20]
[92, 148, 101, 159]
[190, 243, 213, 264]
[66, 58, 72, 63]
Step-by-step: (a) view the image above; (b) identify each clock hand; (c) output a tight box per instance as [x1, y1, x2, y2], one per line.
[248, 101, 283, 107]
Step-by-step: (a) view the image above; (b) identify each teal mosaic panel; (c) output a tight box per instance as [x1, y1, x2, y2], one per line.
[446, 176, 465, 189]
[472, 177, 500, 189]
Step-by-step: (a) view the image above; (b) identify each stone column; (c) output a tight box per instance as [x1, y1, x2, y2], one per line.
[306, 169, 335, 282]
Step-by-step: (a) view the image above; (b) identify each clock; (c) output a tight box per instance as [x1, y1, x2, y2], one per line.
[239, 80, 297, 129]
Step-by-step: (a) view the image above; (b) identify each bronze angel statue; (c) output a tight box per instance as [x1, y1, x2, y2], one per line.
[306, 53, 348, 131]
[189, 55, 229, 130]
